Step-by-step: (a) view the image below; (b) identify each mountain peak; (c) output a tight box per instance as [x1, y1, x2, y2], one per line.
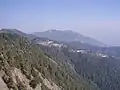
[34, 30, 105, 46]
[46, 29, 74, 33]
[0, 28, 25, 35]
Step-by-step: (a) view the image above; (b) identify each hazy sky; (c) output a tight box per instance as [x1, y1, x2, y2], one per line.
[0, 0, 120, 46]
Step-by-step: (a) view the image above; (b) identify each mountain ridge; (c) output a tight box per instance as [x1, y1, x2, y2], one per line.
[0, 29, 100, 90]
[1, 29, 120, 90]
[33, 29, 105, 46]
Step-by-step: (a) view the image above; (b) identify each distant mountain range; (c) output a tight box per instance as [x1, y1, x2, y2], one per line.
[33, 30, 105, 46]
[0, 29, 105, 46]
[1, 29, 120, 58]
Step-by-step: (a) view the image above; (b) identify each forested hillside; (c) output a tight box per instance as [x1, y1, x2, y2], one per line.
[67, 41, 120, 58]
[61, 47, 120, 90]
[0, 32, 99, 90]
[1, 29, 120, 90]
[33, 36, 120, 90]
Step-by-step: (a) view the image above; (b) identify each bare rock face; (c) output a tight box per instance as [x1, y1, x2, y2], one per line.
[35, 69, 61, 90]
[0, 67, 61, 90]
[0, 77, 9, 90]
[11, 68, 33, 90]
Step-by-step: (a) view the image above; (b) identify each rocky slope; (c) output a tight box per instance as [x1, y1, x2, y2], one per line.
[0, 32, 99, 90]
[1, 29, 120, 90]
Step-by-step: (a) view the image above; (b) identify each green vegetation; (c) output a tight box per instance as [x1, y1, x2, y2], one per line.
[2, 29, 120, 90]
[0, 33, 99, 90]
[62, 47, 120, 90]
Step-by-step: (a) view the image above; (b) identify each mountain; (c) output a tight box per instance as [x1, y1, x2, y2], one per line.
[67, 41, 120, 58]
[0, 31, 99, 90]
[33, 30, 105, 46]
[32, 35, 120, 90]
[1, 29, 120, 90]
[33, 29, 120, 58]
[39, 42, 120, 90]
[0, 29, 37, 40]
[0, 29, 27, 36]
[32, 34, 120, 90]
[61, 47, 120, 90]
